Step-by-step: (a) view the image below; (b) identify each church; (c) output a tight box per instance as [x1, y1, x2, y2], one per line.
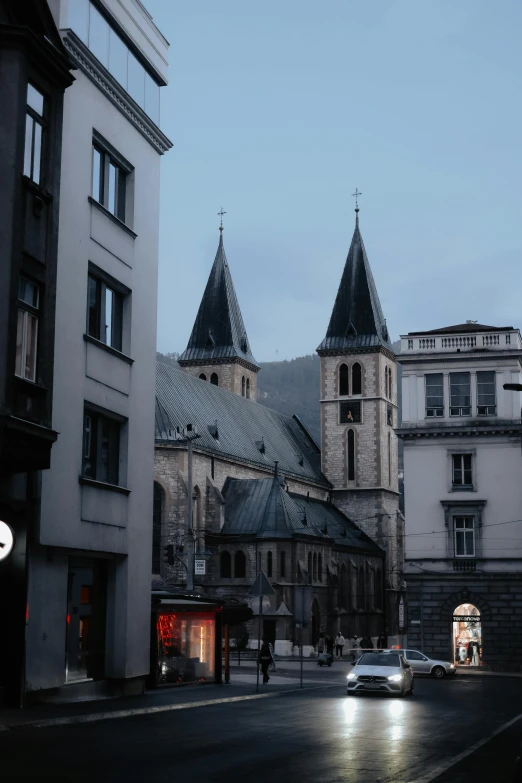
[153, 208, 404, 654]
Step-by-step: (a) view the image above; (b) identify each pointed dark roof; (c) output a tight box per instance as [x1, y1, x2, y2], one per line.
[317, 213, 391, 353]
[219, 476, 382, 554]
[179, 233, 259, 369]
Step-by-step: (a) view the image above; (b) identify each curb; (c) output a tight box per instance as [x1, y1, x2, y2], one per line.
[0, 683, 337, 732]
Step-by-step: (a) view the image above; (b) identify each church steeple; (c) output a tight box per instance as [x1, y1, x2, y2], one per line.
[317, 211, 390, 353]
[179, 230, 259, 398]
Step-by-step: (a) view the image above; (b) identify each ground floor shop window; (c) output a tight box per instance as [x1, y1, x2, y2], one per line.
[453, 603, 482, 666]
[155, 611, 215, 685]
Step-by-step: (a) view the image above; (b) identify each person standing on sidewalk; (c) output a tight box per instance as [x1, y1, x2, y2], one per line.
[335, 632, 345, 659]
[259, 640, 272, 684]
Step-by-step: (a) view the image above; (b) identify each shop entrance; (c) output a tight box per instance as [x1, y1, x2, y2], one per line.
[453, 603, 482, 666]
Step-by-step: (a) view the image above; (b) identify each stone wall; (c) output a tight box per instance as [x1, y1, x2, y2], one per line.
[406, 573, 522, 672]
[182, 362, 258, 401]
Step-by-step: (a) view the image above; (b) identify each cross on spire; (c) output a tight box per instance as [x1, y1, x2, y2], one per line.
[352, 188, 362, 210]
[218, 207, 227, 232]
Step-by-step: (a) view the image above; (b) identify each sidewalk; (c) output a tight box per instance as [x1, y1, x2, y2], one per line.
[0, 676, 331, 732]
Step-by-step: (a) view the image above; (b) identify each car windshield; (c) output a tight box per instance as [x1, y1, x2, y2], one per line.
[357, 653, 401, 667]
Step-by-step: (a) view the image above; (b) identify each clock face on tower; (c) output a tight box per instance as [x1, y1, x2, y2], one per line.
[339, 400, 362, 424]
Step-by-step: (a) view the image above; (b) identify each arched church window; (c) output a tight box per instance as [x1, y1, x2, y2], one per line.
[388, 367, 393, 399]
[318, 553, 322, 583]
[199, 373, 207, 381]
[339, 363, 349, 395]
[220, 551, 231, 578]
[340, 564, 348, 609]
[352, 362, 362, 395]
[347, 429, 356, 482]
[385, 366, 389, 399]
[313, 552, 318, 582]
[267, 551, 273, 577]
[358, 566, 365, 610]
[246, 378, 251, 399]
[241, 376, 245, 396]
[152, 482, 164, 573]
[388, 432, 392, 487]
[192, 485, 201, 532]
[280, 551, 286, 579]
[234, 550, 246, 579]
[374, 568, 383, 609]
[308, 551, 313, 584]
[210, 372, 219, 386]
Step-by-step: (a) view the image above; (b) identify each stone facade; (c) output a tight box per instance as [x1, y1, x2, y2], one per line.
[181, 360, 258, 400]
[406, 574, 522, 672]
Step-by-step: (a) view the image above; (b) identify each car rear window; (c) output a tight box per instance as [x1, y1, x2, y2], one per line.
[358, 653, 401, 667]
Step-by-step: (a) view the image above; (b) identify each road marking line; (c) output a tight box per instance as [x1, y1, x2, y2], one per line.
[409, 711, 522, 783]
[6, 683, 339, 731]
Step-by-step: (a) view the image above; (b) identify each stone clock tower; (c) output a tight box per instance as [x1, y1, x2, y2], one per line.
[317, 207, 403, 642]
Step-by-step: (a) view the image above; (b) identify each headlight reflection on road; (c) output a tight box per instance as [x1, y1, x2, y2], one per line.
[342, 697, 359, 723]
[387, 699, 405, 718]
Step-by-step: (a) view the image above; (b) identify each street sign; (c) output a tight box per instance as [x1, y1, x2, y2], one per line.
[0, 521, 14, 563]
[249, 571, 275, 596]
[399, 596, 405, 629]
[194, 559, 206, 575]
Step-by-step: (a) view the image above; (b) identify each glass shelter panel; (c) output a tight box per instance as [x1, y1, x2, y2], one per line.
[156, 612, 216, 685]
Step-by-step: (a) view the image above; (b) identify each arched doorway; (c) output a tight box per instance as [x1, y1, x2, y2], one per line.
[453, 603, 482, 666]
[311, 599, 320, 646]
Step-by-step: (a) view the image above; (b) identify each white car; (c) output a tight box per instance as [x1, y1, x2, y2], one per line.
[401, 649, 456, 678]
[346, 651, 414, 697]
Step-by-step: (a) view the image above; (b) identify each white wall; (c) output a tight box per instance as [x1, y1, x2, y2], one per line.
[25, 0, 167, 690]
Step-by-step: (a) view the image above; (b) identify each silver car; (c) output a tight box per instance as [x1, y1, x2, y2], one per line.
[346, 651, 414, 697]
[402, 649, 456, 678]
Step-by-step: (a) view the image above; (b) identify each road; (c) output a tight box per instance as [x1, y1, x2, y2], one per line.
[2, 666, 522, 782]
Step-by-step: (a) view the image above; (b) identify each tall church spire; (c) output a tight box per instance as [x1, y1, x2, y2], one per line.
[317, 211, 390, 353]
[179, 231, 259, 398]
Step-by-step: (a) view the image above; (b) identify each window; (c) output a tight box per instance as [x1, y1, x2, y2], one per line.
[313, 552, 317, 582]
[340, 401, 361, 424]
[23, 84, 44, 184]
[87, 273, 124, 351]
[388, 367, 393, 399]
[152, 482, 164, 573]
[234, 551, 246, 579]
[452, 454, 473, 487]
[450, 372, 471, 416]
[199, 373, 207, 381]
[267, 551, 273, 578]
[358, 567, 365, 609]
[308, 551, 312, 584]
[280, 551, 286, 579]
[426, 374, 444, 417]
[92, 143, 128, 222]
[477, 371, 496, 415]
[339, 363, 349, 395]
[246, 378, 251, 399]
[220, 551, 231, 578]
[241, 376, 245, 396]
[210, 373, 219, 386]
[408, 339, 413, 350]
[387, 405, 393, 426]
[385, 366, 388, 399]
[70, 0, 161, 124]
[318, 553, 322, 583]
[455, 516, 475, 557]
[352, 362, 362, 395]
[347, 429, 355, 482]
[374, 568, 383, 609]
[388, 432, 392, 487]
[15, 277, 39, 382]
[506, 334, 511, 345]
[82, 409, 121, 484]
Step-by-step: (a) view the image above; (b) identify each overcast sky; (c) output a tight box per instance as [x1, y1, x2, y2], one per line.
[147, 0, 522, 362]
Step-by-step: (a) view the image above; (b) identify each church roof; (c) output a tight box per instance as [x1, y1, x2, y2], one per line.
[219, 475, 382, 554]
[409, 323, 513, 336]
[317, 213, 391, 353]
[178, 232, 259, 369]
[155, 361, 327, 487]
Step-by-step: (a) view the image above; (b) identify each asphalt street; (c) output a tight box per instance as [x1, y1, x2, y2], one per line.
[2, 667, 522, 782]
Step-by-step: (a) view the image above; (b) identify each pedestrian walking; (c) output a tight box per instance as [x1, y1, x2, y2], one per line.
[335, 632, 345, 659]
[317, 633, 325, 654]
[259, 640, 272, 684]
[325, 634, 334, 656]
[351, 634, 361, 662]
[360, 636, 373, 651]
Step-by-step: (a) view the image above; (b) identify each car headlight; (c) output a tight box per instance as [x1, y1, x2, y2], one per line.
[448, 663, 455, 668]
[388, 674, 403, 682]
[347, 672, 356, 680]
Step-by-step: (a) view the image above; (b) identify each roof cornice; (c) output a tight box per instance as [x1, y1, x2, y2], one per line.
[397, 423, 522, 439]
[62, 30, 172, 155]
[178, 356, 260, 374]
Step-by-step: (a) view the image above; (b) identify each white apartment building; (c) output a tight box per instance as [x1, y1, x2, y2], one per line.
[25, 0, 171, 697]
[398, 322, 522, 672]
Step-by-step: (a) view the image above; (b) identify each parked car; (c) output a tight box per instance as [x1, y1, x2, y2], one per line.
[401, 649, 456, 678]
[346, 651, 414, 697]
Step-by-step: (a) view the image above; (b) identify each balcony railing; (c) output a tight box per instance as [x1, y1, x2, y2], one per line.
[441, 336, 476, 348]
